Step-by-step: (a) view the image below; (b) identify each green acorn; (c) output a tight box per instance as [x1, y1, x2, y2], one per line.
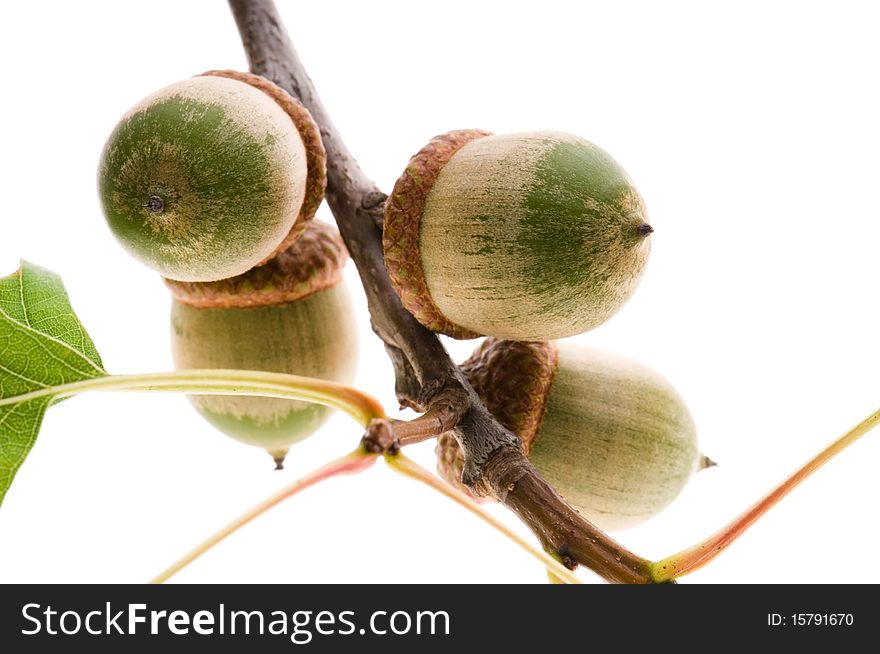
[437, 339, 708, 531]
[166, 221, 358, 467]
[384, 130, 651, 341]
[98, 70, 326, 282]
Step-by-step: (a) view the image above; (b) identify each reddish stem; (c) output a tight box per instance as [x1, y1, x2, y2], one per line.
[651, 406, 880, 582]
[151, 449, 378, 583]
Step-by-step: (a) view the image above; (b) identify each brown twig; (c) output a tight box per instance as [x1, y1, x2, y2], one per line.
[227, 0, 657, 584]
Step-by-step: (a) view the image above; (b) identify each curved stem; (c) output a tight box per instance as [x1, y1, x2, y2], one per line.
[150, 449, 378, 584]
[651, 406, 880, 582]
[0, 370, 386, 427]
[385, 453, 581, 585]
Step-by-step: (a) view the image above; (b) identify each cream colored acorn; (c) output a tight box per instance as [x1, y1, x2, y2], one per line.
[167, 221, 358, 468]
[384, 130, 651, 341]
[437, 339, 708, 531]
[98, 70, 326, 282]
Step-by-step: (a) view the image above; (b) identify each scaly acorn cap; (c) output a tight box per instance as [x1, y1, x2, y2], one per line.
[168, 221, 357, 468]
[436, 340, 557, 499]
[165, 220, 348, 308]
[384, 130, 652, 341]
[437, 338, 704, 531]
[384, 130, 491, 339]
[98, 70, 326, 282]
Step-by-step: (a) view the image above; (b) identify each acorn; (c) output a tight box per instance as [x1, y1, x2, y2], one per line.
[166, 221, 358, 468]
[383, 130, 651, 341]
[98, 70, 326, 282]
[436, 339, 706, 531]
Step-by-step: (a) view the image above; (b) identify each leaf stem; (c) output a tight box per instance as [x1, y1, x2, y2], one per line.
[651, 406, 880, 582]
[0, 370, 386, 427]
[385, 453, 581, 585]
[150, 449, 378, 583]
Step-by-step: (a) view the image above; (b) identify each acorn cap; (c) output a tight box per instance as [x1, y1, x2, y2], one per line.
[201, 70, 327, 261]
[165, 220, 348, 309]
[435, 338, 558, 492]
[460, 339, 559, 452]
[383, 129, 491, 339]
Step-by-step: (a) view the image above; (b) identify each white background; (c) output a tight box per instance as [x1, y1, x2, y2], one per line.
[1, 0, 878, 584]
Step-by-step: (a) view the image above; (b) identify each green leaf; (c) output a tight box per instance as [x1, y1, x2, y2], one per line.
[0, 261, 106, 506]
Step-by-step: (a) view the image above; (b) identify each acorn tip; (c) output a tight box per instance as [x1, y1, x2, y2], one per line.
[637, 223, 654, 237]
[269, 448, 289, 470]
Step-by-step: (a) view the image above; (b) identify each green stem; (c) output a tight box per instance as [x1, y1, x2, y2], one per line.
[651, 406, 880, 582]
[0, 370, 386, 427]
[150, 449, 378, 584]
[546, 569, 567, 584]
[385, 453, 581, 585]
